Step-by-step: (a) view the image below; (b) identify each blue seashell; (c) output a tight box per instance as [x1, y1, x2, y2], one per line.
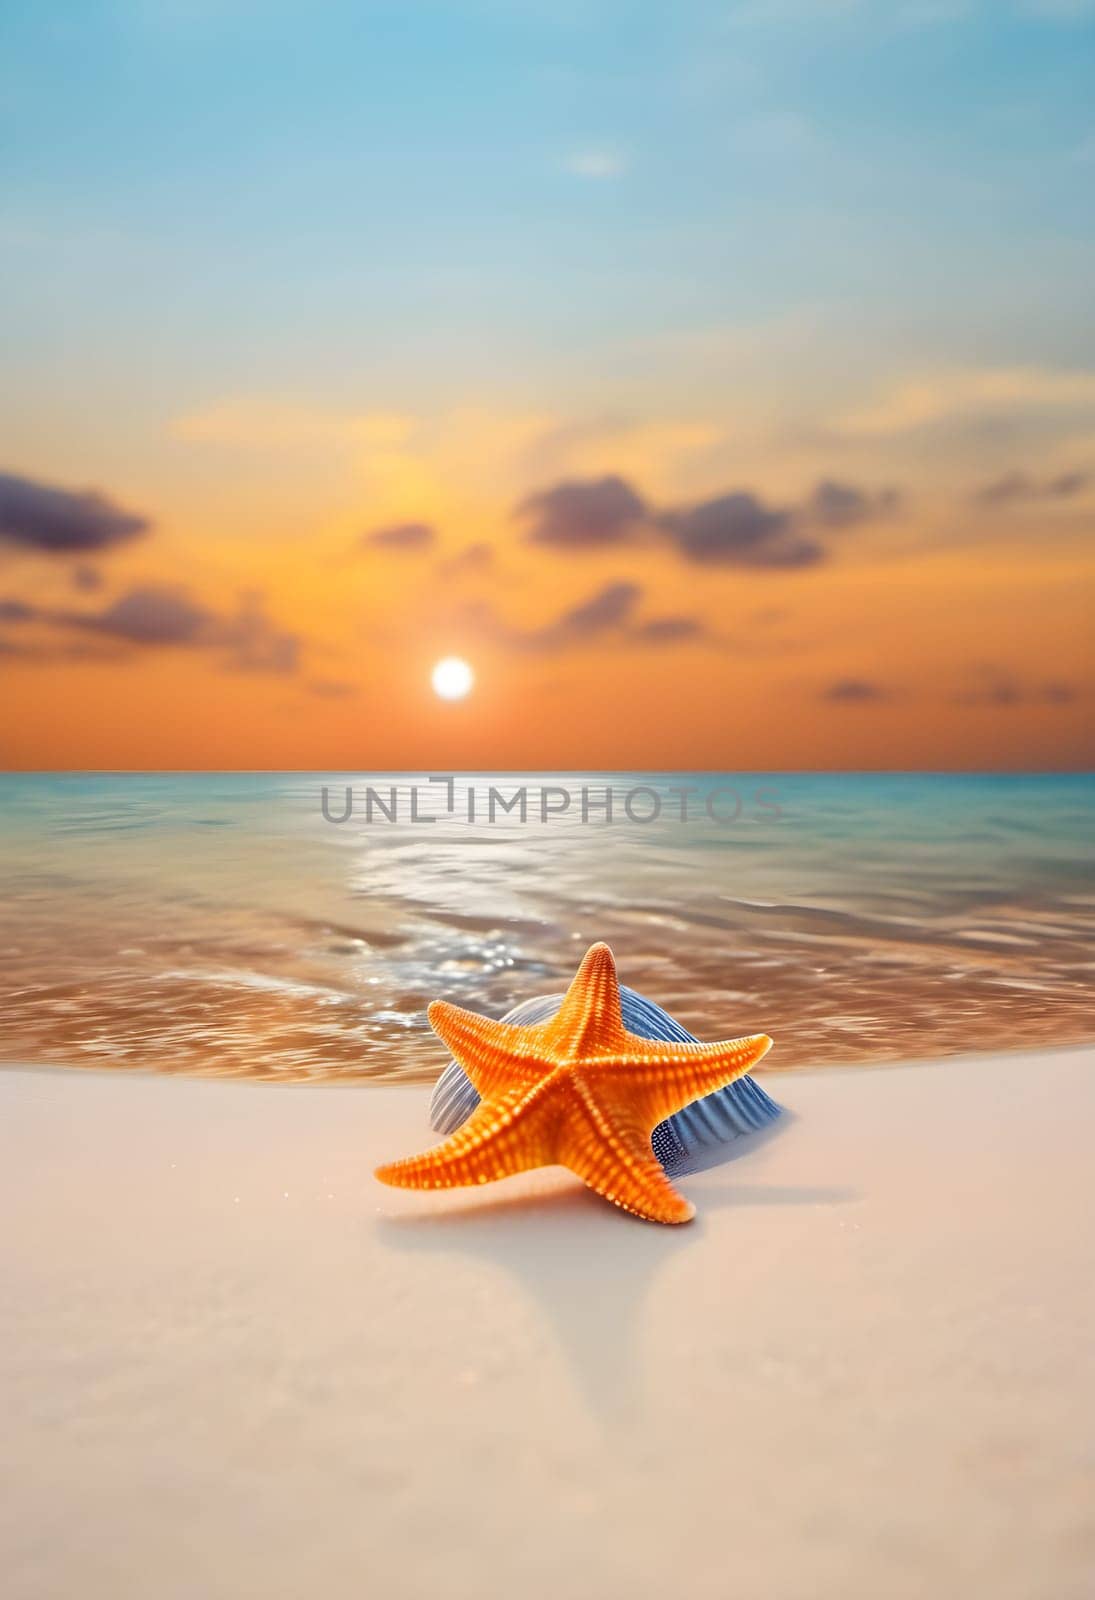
[429, 983, 782, 1178]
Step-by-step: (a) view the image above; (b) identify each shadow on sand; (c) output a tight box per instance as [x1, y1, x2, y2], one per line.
[374, 1117, 855, 1430]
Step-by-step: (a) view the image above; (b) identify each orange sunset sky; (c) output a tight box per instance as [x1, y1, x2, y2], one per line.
[1, 2, 1093, 769]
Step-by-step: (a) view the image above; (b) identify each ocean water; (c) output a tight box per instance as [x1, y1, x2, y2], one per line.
[0, 773, 1092, 1082]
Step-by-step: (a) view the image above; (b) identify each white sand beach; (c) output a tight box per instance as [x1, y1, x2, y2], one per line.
[2, 1048, 1093, 1600]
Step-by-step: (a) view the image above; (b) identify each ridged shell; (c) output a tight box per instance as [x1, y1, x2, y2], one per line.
[428, 983, 782, 1178]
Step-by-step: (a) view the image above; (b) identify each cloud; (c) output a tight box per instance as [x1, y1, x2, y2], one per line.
[0, 632, 125, 663]
[823, 678, 890, 703]
[658, 491, 822, 567]
[519, 581, 644, 649]
[0, 470, 149, 553]
[824, 674, 1072, 715]
[464, 580, 643, 652]
[464, 581, 711, 654]
[16, 584, 302, 673]
[441, 542, 494, 576]
[518, 415, 721, 490]
[564, 148, 626, 179]
[1041, 681, 1077, 704]
[214, 593, 300, 673]
[72, 563, 103, 592]
[362, 520, 436, 552]
[807, 479, 900, 527]
[631, 615, 706, 643]
[835, 366, 1095, 439]
[973, 468, 1088, 505]
[76, 585, 210, 645]
[0, 595, 133, 663]
[554, 580, 641, 637]
[516, 475, 648, 549]
[510, 471, 897, 569]
[953, 669, 1078, 707]
[306, 678, 357, 698]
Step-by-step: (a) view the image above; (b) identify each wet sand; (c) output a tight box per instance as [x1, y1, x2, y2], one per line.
[2, 1046, 1092, 1599]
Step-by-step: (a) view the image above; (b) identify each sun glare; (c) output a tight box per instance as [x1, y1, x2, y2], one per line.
[431, 656, 474, 701]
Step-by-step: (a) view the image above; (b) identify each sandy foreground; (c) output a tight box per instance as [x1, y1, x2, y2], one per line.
[2, 1049, 1093, 1600]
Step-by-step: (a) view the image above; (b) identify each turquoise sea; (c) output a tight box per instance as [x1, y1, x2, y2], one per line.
[1, 773, 1092, 1081]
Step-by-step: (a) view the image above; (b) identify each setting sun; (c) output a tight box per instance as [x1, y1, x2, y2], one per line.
[431, 656, 474, 701]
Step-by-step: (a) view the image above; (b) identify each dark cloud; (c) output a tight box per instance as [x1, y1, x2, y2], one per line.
[974, 473, 1026, 506]
[807, 479, 899, 528]
[0, 635, 127, 663]
[658, 492, 822, 568]
[1049, 471, 1088, 497]
[658, 478, 896, 565]
[555, 580, 640, 636]
[823, 678, 889, 703]
[462, 580, 642, 652]
[517, 475, 648, 548]
[964, 679, 1021, 706]
[504, 470, 900, 569]
[527, 580, 644, 649]
[74, 585, 211, 645]
[0, 470, 149, 553]
[631, 615, 706, 643]
[0, 595, 130, 663]
[441, 542, 494, 575]
[363, 520, 436, 552]
[954, 670, 1078, 707]
[973, 469, 1088, 505]
[18, 584, 301, 673]
[463, 581, 712, 653]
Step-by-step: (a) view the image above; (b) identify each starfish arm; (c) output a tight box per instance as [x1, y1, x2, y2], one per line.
[427, 1000, 550, 1097]
[375, 1086, 552, 1192]
[594, 1033, 773, 1127]
[546, 941, 628, 1055]
[558, 1092, 694, 1225]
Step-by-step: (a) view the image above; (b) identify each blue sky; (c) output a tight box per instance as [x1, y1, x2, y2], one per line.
[4, 0, 1093, 406]
[1, 2, 1093, 767]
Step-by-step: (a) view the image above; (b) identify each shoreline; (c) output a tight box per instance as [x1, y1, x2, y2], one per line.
[2, 1046, 1093, 1598]
[2, 1034, 1093, 1086]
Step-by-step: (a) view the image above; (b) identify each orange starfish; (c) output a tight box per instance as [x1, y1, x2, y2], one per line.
[375, 942, 773, 1224]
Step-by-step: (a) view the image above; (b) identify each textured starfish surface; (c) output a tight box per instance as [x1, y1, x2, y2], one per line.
[375, 942, 773, 1224]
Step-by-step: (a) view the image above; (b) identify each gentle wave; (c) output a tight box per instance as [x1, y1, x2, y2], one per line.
[0, 773, 1092, 1082]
